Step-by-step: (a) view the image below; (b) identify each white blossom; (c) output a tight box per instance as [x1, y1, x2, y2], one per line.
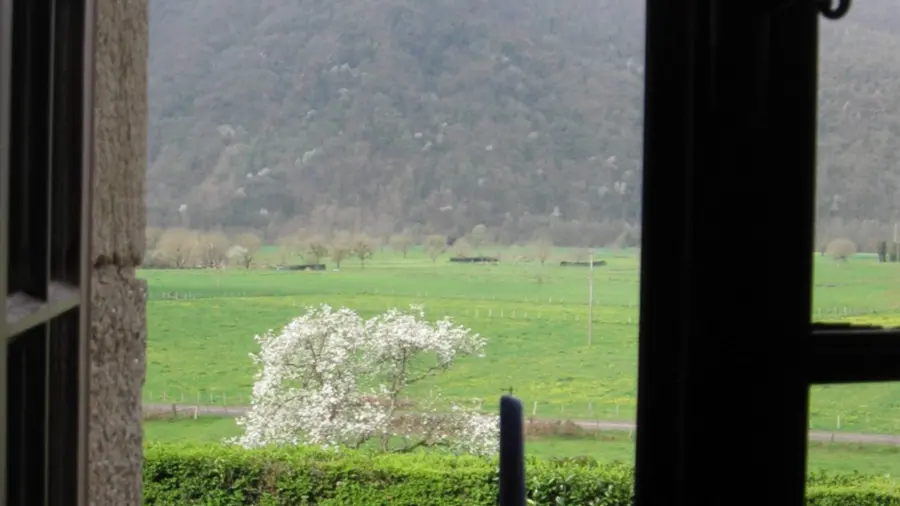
[230, 305, 499, 457]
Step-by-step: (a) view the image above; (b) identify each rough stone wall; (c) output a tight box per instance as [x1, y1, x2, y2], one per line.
[89, 0, 148, 505]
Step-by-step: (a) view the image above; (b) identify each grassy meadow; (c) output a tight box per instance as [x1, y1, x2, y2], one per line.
[142, 246, 900, 474]
[143, 415, 900, 476]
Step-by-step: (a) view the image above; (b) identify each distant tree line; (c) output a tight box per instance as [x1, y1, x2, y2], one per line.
[141, 222, 633, 269]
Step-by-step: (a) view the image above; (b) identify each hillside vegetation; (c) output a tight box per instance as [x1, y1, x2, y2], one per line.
[149, 0, 900, 247]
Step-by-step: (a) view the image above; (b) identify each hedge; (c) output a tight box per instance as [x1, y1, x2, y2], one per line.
[144, 444, 900, 505]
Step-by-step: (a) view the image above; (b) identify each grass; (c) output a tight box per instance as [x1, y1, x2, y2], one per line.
[143, 416, 900, 476]
[142, 248, 900, 439]
[143, 250, 641, 421]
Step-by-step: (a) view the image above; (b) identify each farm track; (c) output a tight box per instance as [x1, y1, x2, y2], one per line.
[143, 403, 900, 446]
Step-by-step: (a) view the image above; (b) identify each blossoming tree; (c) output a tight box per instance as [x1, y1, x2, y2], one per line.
[231, 304, 499, 456]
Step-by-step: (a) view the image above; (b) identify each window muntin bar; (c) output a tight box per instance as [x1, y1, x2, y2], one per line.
[0, 0, 15, 497]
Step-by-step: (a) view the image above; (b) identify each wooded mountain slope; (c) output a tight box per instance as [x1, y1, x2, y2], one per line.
[148, 0, 900, 246]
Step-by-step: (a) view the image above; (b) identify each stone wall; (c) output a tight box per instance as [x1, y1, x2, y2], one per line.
[89, 0, 148, 505]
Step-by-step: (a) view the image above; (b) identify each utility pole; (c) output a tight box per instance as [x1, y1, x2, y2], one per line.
[588, 248, 594, 346]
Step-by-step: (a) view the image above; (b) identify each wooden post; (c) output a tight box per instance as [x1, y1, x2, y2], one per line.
[588, 249, 595, 346]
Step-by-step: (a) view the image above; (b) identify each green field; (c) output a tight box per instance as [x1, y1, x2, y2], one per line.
[143, 249, 900, 434]
[144, 416, 900, 476]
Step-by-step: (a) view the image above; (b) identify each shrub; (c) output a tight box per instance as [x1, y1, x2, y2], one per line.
[806, 472, 900, 505]
[825, 238, 857, 261]
[144, 444, 900, 505]
[143, 444, 631, 505]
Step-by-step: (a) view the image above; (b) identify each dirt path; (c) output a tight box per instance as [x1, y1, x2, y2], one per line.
[143, 403, 900, 446]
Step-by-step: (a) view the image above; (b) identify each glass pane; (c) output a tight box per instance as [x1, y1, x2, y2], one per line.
[7, 0, 51, 300]
[814, 1, 900, 326]
[7, 325, 47, 505]
[810, 1, 900, 498]
[46, 309, 81, 503]
[144, 0, 644, 500]
[807, 384, 900, 500]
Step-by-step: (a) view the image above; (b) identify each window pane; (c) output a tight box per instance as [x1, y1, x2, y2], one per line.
[807, 383, 900, 500]
[811, 1, 900, 498]
[814, 2, 900, 323]
[49, 0, 88, 287]
[8, 0, 51, 300]
[144, 0, 644, 499]
[7, 325, 47, 505]
[46, 309, 81, 504]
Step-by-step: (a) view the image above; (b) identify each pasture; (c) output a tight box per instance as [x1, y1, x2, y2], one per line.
[142, 248, 900, 436]
[143, 416, 900, 476]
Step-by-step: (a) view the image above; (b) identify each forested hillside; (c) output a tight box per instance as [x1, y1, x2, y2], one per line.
[148, 0, 900, 247]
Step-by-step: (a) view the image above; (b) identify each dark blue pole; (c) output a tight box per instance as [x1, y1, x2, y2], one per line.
[498, 395, 525, 506]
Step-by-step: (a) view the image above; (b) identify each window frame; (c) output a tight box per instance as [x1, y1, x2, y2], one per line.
[635, 1, 884, 504]
[0, 0, 96, 504]
[0, 0, 880, 504]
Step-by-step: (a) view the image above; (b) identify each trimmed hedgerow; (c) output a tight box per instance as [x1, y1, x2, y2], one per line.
[143, 444, 900, 505]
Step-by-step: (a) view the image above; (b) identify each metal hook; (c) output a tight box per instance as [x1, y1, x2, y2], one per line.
[818, 0, 851, 20]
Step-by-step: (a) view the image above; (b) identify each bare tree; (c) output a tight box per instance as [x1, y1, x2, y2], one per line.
[825, 238, 857, 262]
[231, 232, 263, 269]
[425, 234, 447, 263]
[155, 228, 198, 268]
[502, 245, 523, 265]
[451, 237, 471, 258]
[352, 234, 375, 267]
[275, 233, 303, 265]
[469, 224, 488, 254]
[304, 235, 329, 265]
[389, 233, 413, 258]
[145, 226, 164, 255]
[330, 232, 353, 269]
[198, 231, 230, 268]
[532, 239, 553, 266]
